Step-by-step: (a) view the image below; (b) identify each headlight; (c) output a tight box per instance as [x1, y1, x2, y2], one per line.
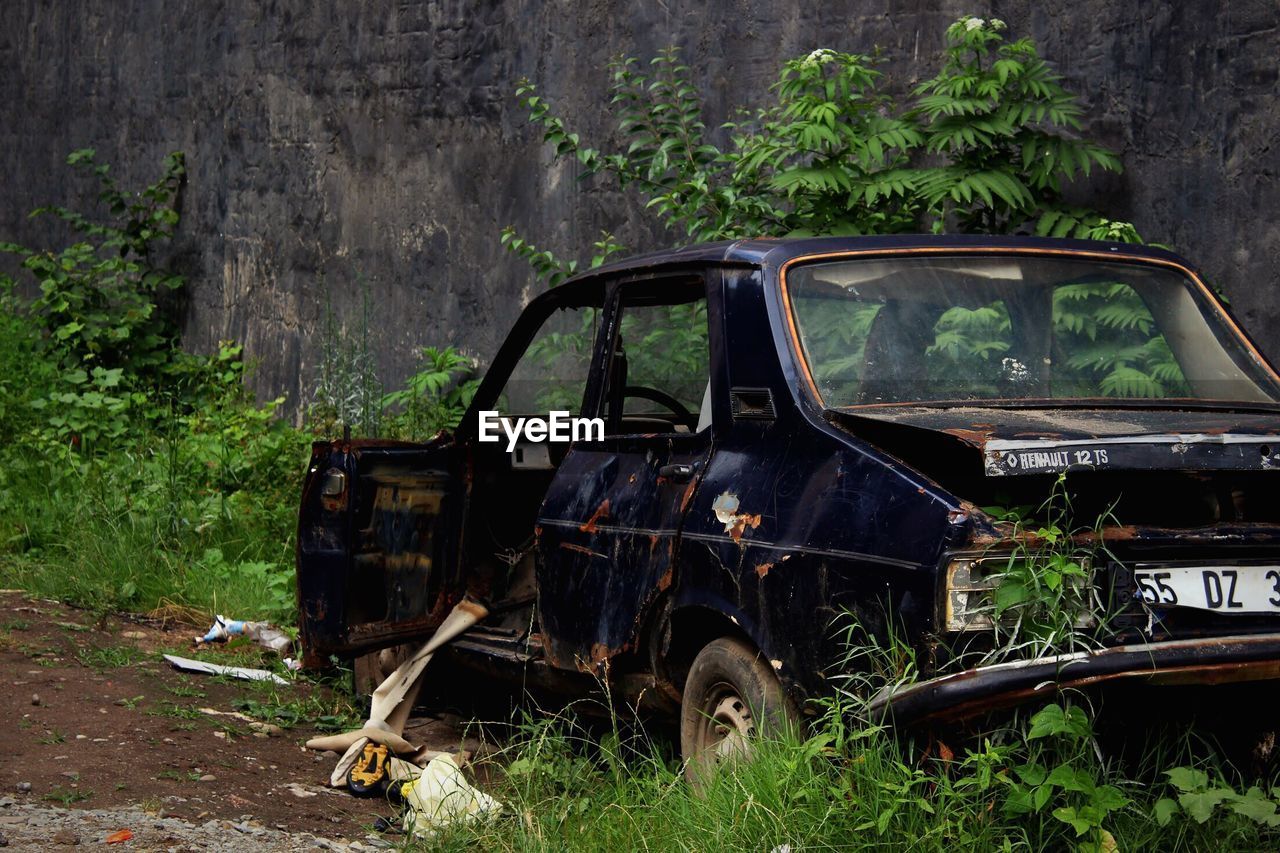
[943, 555, 1095, 632]
[944, 557, 1000, 632]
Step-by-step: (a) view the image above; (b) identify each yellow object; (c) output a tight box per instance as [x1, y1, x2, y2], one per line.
[347, 742, 390, 790]
[400, 754, 503, 837]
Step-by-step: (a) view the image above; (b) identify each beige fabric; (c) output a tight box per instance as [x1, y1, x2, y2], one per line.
[304, 597, 488, 786]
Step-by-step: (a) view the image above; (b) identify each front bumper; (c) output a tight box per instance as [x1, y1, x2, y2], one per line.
[869, 633, 1280, 725]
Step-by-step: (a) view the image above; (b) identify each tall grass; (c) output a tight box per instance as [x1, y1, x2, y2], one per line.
[0, 410, 306, 623]
[424, 696, 1280, 852]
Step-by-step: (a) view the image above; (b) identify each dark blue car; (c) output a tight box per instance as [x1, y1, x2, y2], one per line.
[297, 235, 1280, 772]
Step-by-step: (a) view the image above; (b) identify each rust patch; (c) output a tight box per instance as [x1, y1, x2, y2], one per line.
[679, 478, 698, 513]
[579, 499, 611, 534]
[559, 541, 606, 559]
[755, 561, 774, 579]
[939, 426, 999, 447]
[656, 566, 674, 592]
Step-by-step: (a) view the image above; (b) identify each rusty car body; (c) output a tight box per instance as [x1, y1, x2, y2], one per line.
[296, 235, 1280, 752]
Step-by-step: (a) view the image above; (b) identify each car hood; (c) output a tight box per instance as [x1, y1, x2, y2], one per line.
[828, 405, 1280, 476]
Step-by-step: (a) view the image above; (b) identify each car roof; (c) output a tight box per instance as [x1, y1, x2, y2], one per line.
[570, 234, 1199, 282]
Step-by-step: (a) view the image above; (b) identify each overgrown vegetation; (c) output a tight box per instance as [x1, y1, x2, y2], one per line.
[431, 692, 1280, 851]
[0, 151, 475, 623]
[504, 16, 1135, 280]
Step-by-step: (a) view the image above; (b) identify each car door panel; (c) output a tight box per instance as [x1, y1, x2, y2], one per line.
[535, 434, 711, 671]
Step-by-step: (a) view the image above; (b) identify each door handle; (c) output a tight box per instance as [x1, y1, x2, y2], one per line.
[658, 463, 696, 482]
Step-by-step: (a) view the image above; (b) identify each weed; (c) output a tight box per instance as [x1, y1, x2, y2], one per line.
[37, 730, 66, 745]
[165, 676, 207, 699]
[146, 701, 201, 721]
[43, 786, 92, 805]
[76, 645, 144, 669]
[231, 691, 361, 732]
[156, 769, 182, 781]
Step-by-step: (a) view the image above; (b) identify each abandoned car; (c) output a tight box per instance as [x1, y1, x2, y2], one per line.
[297, 235, 1280, 767]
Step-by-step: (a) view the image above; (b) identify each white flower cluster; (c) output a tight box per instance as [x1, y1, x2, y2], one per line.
[801, 48, 837, 68]
[962, 17, 1006, 32]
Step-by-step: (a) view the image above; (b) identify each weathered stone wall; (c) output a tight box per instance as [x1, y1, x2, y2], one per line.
[3, 1, 1278, 411]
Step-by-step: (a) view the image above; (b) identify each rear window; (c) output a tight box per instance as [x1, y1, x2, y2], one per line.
[786, 254, 1280, 407]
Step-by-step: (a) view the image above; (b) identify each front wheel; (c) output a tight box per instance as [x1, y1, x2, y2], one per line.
[679, 636, 796, 784]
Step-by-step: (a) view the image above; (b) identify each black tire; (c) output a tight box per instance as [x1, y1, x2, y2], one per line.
[679, 636, 796, 784]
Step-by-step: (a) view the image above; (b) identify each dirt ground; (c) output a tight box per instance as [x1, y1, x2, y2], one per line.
[0, 591, 484, 850]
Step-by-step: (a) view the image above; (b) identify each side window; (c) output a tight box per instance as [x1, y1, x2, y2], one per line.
[604, 280, 709, 434]
[498, 305, 600, 416]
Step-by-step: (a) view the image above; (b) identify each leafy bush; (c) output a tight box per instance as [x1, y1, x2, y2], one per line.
[382, 346, 480, 440]
[506, 17, 1130, 270]
[0, 151, 307, 622]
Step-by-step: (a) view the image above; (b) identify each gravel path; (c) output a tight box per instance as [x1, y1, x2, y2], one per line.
[0, 797, 393, 851]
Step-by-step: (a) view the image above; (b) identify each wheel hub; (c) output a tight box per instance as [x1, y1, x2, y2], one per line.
[708, 689, 756, 762]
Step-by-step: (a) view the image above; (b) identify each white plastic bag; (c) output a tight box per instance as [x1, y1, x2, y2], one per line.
[401, 754, 503, 836]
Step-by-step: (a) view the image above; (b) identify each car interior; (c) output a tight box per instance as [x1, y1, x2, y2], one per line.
[459, 274, 711, 624]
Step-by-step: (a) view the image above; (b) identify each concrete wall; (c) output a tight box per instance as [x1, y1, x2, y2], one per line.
[3, 1, 1278, 410]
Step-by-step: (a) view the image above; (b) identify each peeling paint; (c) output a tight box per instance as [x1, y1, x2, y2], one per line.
[754, 561, 774, 579]
[770, 659, 783, 671]
[712, 491, 763, 541]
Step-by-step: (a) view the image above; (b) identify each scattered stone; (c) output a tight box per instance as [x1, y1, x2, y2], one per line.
[51, 827, 77, 845]
[74, 735, 86, 741]
[121, 631, 146, 639]
[212, 731, 227, 740]
[14, 784, 29, 794]
[249, 722, 282, 737]
[285, 784, 318, 799]
[197, 775, 216, 783]
[30, 694, 39, 706]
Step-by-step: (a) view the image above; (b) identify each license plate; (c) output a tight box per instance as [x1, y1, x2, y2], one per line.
[1132, 566, 1280, 613]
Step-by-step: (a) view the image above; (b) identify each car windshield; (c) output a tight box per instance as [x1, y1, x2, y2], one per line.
[786, 254, 1280, 408]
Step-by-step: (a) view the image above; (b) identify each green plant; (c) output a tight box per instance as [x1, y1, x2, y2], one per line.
[76, 645, 145, 670]
[506, 17, 1132, 286]
[979, 475, 1111, 663]
[1156, 767, 1280, 827]
[43, 785, 93, 805]
[1002, 703, 1130, 851]
[1, 149, 186, 379]
[230, 690, 361, 732]
[308, 279, 384, 437]
[381, 346, 480, 440]
[913, 18, 1119, 234]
